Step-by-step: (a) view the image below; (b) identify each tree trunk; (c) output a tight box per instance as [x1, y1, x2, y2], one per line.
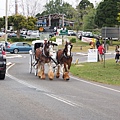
[17, 29, 20, 38]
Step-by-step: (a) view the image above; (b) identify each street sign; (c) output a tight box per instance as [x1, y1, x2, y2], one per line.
[39, 27, 44, 32]
[59, 29, 68, 35]
[87, 49, 98, 62]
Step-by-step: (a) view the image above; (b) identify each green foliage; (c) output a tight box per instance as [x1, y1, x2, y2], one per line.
[40, 0, 76, 20]
[83, 8, 96, 30]
[95, 0, 119, 27]
[70, 38, 76, 43]
[70, 59, 120, 85]
[26, 16, 37, 30]
[78, 0, 94, 10]
[50, 36, 56, 42]
[0, 17, 5, 29]
[8, 15, 27, 30]
[8, 37, 37, 42]
[8, 37, 24, 42]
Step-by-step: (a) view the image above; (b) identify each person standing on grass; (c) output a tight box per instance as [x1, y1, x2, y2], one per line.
[115, 50, 120, 63]
[115, 45, 120, 52]
[98, 43, 105, 62]
[96, 38, 100, 49]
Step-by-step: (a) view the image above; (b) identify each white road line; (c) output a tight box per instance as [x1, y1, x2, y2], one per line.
[6, 54, 22, 58]
[76, 53, 87, 56]
[6, 63, 120, 108]
[71, 76, 120, 93]
[76, 52, 112, 56]
[45, 93, 82, 107]
[6, 64, 81, 107]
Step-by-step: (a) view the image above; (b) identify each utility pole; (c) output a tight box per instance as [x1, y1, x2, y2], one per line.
[5, 0, 8, 42]
[15, 0, 18, 15]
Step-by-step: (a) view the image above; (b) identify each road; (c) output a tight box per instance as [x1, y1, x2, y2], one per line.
[0, 52, 120, 120]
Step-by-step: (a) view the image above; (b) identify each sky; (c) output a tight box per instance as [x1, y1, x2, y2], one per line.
[0, 0, 102, 17]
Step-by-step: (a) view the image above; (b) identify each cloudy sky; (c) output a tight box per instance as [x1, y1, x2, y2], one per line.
[0, 0, 102, 17]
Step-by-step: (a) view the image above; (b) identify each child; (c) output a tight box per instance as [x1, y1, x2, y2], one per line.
[115, 50, 120, 63]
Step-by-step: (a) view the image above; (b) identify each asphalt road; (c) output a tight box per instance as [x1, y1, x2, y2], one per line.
[0, 52, 120, 120]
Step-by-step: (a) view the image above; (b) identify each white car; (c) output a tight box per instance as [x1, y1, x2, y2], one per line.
[0, 32, 5, 37]
[31, 30, 40, 38]
[27, 30, 40, 38]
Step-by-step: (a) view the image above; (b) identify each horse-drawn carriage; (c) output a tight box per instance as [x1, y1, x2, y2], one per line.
[29, 39, 58, 76]
[29, 33, 73, 81]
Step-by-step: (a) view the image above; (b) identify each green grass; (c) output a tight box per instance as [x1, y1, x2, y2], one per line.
[70, 59, 120, 85]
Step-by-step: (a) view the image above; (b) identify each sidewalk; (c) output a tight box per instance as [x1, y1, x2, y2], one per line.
[72, 50, 115, 64]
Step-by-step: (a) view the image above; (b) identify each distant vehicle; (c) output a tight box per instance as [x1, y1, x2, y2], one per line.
[82, 32, 94, 38]
[0, 44, 6, 80]
[8, 33, 17, 38]
[77, 31, 83, 40]
[26, 30, 40, 38]
[0, 32, 5, 37]
[20, 29, 27, 35]
[6, 42, 32, 54]
[30, 30, 40, 38]
[27, 30, 33, 36]
[68, 30, 76, 36]
[49, 32, 55, 38]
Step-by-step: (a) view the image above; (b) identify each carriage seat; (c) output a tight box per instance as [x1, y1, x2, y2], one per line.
[34, 43, 43, 52]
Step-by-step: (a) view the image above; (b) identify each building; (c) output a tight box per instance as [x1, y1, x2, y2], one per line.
[36, 13, 74, 32]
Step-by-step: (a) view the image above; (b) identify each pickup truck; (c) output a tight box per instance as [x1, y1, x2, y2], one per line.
[0, 44, 6, 80]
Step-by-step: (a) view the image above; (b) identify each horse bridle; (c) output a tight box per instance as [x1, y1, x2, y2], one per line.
[42, 42, 54, 58]
[63, 44, 73, 58]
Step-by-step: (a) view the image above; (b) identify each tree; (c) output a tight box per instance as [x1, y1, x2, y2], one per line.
[26, 16, 37, 30]
[36, 0, 76, 20]
[8, 15, 37, 38]
[94, 0, 119, 28]
[83, 8, 96, 31]
[8, 15, 27, 38]
[75, 0, 94, 31]
[0, 17, 5, 30]
[76, 0, 94, 20]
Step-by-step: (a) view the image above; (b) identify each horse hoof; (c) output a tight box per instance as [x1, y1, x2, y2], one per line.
[41, 76, 46, 79]
[66, 78, 70, 81]
[49, 78, 53, 80]
[56, 76, 59, 78]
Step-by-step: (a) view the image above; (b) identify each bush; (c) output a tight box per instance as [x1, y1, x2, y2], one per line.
[8, 37, 24, 42]
[70, 38, 76, 43]
[50, 36, 56, 42]
[8, 37, 38, 42]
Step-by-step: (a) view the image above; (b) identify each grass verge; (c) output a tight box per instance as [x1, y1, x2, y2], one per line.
[70, 59, 120, 85]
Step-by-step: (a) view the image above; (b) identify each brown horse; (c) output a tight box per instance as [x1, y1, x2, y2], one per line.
[35, 40, 54, 80]
[56, 41, 73, 81]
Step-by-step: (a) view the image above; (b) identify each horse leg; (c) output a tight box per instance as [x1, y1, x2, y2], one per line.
[48, 62, 54, 80]
[37, 62, 42, 78]
[56, 64, 60, 78]
[63, 63, 69, 81]
[40, 64, 46, 79]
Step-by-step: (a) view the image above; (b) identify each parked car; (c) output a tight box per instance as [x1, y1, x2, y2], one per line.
[8, 33, 17, 38]
[0, 32, 5, 37]
[68, 30, 76, 36]
[0, 44, 6, 80]
[6, 42, 32, 54]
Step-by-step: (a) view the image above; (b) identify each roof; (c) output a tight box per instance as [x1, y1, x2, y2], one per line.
[32, 40, 45, 45]
[32, 40, 58, 46]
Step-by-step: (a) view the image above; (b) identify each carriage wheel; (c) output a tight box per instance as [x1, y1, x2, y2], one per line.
[29, 54, 32, 73]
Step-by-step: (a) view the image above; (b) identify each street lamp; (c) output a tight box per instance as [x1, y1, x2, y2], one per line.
[5, 0, 8, 42]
